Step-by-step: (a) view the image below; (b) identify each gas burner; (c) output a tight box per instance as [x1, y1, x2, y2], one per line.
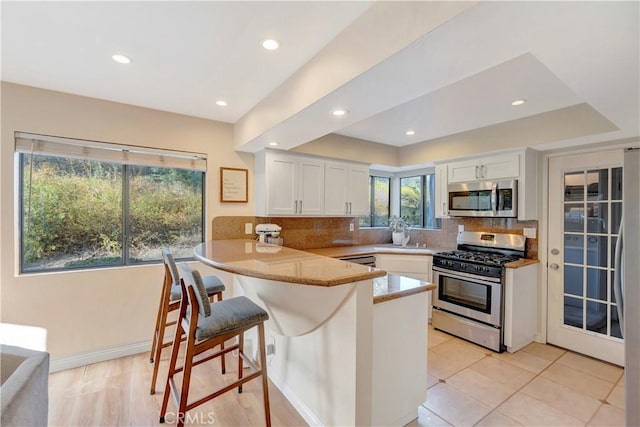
[435, 250, 520, 267]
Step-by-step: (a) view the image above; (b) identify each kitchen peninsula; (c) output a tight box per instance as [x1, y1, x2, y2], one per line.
[194, 239, 434, 426]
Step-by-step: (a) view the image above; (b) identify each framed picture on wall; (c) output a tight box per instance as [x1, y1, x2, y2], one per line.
[220, 167, 248, 203]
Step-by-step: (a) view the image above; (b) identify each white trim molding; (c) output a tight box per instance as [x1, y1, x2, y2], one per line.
[49, 341, 151, 373]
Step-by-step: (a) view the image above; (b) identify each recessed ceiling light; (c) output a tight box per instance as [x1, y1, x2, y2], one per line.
[332, 109, 348, 117]
[216, 100, 228, 107]
[511, 99, 526, 106]
[112, 54, 131, 64]
[268, 141, 279, 146]
[262, 39, 279, 50]
[405, 130, 416, 136]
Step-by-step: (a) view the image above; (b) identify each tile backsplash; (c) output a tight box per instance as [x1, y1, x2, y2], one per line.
[211, 216, 538, 259]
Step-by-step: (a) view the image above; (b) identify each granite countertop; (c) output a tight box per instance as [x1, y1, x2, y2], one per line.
[306, 244, 436, 258]
[194, 239, 386, 287]
[504, 258, 540, 268]
[373, 273, 436, 304]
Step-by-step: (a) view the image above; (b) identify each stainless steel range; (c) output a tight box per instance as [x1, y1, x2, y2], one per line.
[432, 231, 526, 352]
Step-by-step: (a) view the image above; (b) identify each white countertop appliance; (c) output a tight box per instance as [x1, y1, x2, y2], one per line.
[431, 231, 525, 352]
[255, 223, 282, 244]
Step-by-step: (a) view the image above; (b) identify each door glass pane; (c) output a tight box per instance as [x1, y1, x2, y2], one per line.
[611, 306, 623, 338]
[564, 296, 583, 328]
[586, 202, 607, 233]
[565, 172, 585, 201]
[564, 234, 584, 264]
[564, 204, 585, 232]
[586, 301, 608, 333]
[586, 235, 608, 267]
[611, 202, 623, 234]
[564, 266, 583, 296]
[587, 169, 608, 201]
[586, 268, 608, 301]
[611, 167, 623, 200]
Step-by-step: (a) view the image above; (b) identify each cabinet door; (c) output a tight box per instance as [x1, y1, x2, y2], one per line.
[435, 164, 449, 218]
[267, 154, 297, 215]
[324, 162, 349, 215]
[481, 153, 520, 180]
[297, 157, 325, 215]
[347, 165, 369, 215]
[447, 159, 480, 183]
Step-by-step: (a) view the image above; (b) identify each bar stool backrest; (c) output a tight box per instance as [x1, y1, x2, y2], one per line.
[177, 263, 212, 318]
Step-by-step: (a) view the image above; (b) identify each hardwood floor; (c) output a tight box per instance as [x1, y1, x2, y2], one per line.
[48, 344, 307, 426]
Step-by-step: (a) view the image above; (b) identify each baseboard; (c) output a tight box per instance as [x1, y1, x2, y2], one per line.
[268, 372, 323, 427]
[49, 340, 150, 373]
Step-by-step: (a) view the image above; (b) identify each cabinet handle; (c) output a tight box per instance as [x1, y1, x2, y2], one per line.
[349, 202, 352, 214]
[294, 200, 299, 214]
[345, 202, 349, 215]
[475, 165, 479, 179]
[299, 200, 302, 214]
[480, 164, 485, 179]
[442, 202, 446, 216]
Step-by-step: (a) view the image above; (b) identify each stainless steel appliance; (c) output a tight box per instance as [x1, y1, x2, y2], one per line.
[447, 179, 517, 217]
[432, 231, 525, 351]
[614, 147, 639, 426]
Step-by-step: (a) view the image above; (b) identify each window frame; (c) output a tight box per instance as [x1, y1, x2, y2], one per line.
[17, 135, 207, 274]
[361, 174, 391, 228]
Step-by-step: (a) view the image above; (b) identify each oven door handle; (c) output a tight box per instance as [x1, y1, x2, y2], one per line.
[432, 266, 502, 283]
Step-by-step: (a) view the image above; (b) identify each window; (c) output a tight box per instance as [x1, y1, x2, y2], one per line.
[360, 176, 390, 227]
[400, 173, 441, 229]
[17, 133, 206, 273]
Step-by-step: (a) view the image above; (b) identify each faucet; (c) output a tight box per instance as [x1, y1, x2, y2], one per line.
[402, 226, 411, 247]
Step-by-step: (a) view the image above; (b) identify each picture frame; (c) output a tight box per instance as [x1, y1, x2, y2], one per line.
[220, 167, 248, 203]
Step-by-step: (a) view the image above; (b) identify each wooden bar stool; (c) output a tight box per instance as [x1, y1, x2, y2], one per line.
[149, 248, 225, 395]
[159, 263, 271, 427]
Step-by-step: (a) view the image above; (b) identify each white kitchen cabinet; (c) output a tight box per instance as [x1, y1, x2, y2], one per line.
[504, 263, 538, 353]
[376, 254, 433, 321]
[255, 150, 369, 217]
[435, 164, 449, 218]
[324, 162, 369, 216]
[255, 151, 324, 216]
[448, 152, 520, 183]
[436, 148, 538, 220]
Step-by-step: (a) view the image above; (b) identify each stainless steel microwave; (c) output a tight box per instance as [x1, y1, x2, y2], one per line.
[447, 179, 517, 217]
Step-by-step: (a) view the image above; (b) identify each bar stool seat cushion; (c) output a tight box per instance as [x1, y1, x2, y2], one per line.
[191, 297, 269, 341]
[170, 275, 225, 302]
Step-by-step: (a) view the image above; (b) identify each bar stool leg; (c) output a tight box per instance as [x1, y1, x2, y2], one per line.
[159, 319, 183, 424]
[150, 297, 170, 394]
[237, 332, 244, 393]
[258, 323, 272, 427]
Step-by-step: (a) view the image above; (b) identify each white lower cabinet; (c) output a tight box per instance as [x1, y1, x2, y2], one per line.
[375, 254, 433, 321]
[503, 263, 538, 353]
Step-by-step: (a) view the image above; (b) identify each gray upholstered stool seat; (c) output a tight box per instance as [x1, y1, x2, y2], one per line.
[160, 264, 271, 427]
[192, 296, 268, 341]
[149, 248, 226, 395]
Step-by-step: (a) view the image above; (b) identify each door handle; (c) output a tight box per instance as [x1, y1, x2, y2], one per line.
[549, 263, 560, 270]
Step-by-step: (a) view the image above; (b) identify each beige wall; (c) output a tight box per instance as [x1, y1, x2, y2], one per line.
[0, 82, 254, 360]
[293, 133, 399, 166]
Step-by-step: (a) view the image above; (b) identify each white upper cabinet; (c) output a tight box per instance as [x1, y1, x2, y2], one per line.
[255, 150, 368, 217]
[448, 153, 520, 183]
[325, 161, 369, 216]
[435, 164, 449, 219]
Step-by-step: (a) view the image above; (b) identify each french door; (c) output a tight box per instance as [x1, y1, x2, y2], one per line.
[547, 149, 624, 366]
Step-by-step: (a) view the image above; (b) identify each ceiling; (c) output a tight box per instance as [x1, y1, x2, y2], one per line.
[2, 1, 639, 158]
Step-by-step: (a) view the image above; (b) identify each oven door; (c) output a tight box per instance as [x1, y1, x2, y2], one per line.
[432, 266, 502, 326]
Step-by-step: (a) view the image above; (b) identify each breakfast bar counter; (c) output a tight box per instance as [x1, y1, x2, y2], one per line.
[194, 239, 431, 427]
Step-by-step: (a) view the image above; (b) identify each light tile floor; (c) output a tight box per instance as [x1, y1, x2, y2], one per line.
[408, 327, 626, 427]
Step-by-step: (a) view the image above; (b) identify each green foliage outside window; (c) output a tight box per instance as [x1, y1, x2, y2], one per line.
[21, 154, 204, 272]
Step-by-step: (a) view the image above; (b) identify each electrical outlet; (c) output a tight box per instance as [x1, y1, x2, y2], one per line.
[266, 343, 275, 355]
[244, 223, 253, 234]
[523, 228, 537, 239]
[349, 223, 354, 232]
[458, 225, 464, 233]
